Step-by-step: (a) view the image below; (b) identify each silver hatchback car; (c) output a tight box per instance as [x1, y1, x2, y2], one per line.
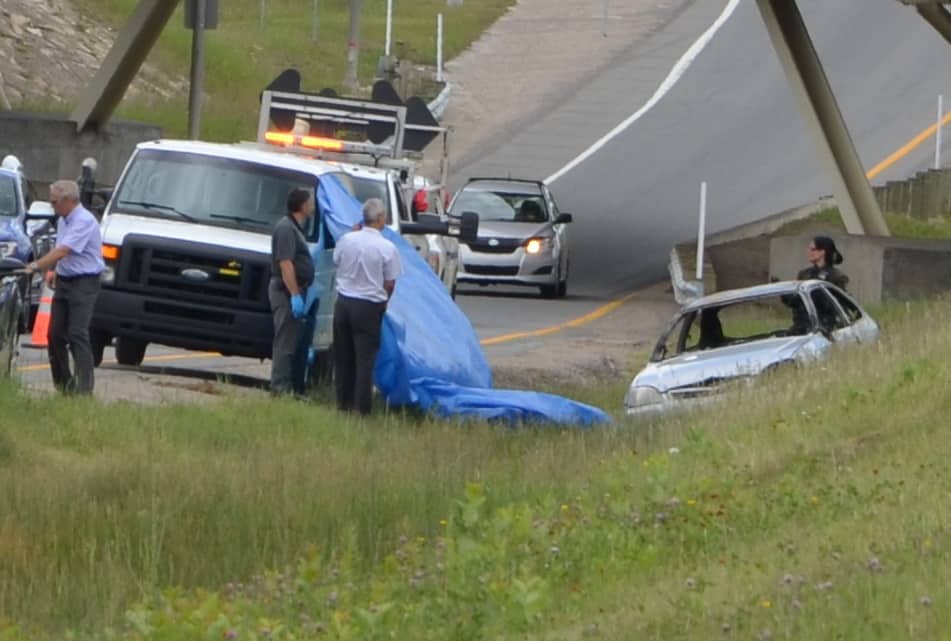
[449, 178, 572, 298]
[625, 280, 879, 418]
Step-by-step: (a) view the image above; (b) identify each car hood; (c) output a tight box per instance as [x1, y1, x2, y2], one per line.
[102, 213, 272, 255]
[633, 335, 828, 393]
[473, 220, 551, 240]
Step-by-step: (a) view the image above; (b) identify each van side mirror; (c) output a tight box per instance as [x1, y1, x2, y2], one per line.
[555, 212, 573, 224]
[25, 201, 54, 221]
[454, 211, 479, 243]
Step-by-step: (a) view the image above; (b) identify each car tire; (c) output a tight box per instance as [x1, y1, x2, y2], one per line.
[308, 345, 334, 387]
[90, 330, 110, 368]
[115, 337, 147, 366]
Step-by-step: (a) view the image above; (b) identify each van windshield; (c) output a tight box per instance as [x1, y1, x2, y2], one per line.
[112, 149, 321, 238]
[0, 175, 18, 218]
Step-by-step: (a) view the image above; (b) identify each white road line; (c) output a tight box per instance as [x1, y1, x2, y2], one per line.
[544, 0, 743, 185]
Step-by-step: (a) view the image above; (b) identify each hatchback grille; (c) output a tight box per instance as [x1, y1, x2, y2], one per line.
[464, 264, 519, 277]
[466, 238, 522, 254]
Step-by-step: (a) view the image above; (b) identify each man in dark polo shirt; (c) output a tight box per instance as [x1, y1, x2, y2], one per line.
[269, 188, 316, 396]
[24, 179, 104, 395]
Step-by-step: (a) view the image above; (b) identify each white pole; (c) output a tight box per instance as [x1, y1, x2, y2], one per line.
[436, 13, 444, 82]
[696, 181, 708, 281]
[311, 0, 319, 43]
[385, 0, 393, 56]
[937, 94, 944, 170]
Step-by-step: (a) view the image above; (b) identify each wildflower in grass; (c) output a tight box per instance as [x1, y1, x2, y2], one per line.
[816, 581, 833, 592]
[687, 499, 697, 506]
[550, 545, 560, 555]
[224, 630, 237, 640]
[782, 574, 794, 585]
[792, 599, 802, 610]
[721, 623, 731, 633]
[666, 497, 681, 509]
[655, 512, 667, 524]
[920, 596, 933, 607]
[685, 577, 696, 589]
[761, 600, 771, 608]
[668, 447, 680, 455]
[440, 519, 448, 526]
[327, 591, 338, 606]
[561, 504, 569, 512]
[757, 629, 773, 641]
[867, 557, 883, 573]
[810, 496, 819, 505]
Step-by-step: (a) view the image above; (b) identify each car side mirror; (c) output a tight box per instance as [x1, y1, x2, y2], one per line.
[555, 212, 573, 224]
[25, 201, 54, 221]
[0, 257, 26, 277]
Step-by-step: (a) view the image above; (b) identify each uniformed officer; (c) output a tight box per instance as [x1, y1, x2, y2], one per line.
[798, 235, 849, 290]
[24, 179, 104, 395]
[269, 188, 316, 396]
[332, 198, 402, 415]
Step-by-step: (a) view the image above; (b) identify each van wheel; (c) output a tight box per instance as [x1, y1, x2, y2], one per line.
[308, 346, 334, 387]
[90, 330, 110, 367]
[115, 337, 147, 366]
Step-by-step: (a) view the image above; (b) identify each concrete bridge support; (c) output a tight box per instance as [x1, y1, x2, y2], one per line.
[755, 0, 890, 236]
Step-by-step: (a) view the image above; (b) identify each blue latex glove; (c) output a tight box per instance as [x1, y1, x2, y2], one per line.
[290, 294, 307, 319]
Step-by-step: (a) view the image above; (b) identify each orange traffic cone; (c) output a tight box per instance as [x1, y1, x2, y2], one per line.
[26, 281, 54, 349]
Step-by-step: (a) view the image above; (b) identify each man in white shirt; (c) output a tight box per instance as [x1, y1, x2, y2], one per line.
[333, 198, 403, 414]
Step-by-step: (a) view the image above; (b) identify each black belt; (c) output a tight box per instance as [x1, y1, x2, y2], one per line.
[56, 273, 102, 282]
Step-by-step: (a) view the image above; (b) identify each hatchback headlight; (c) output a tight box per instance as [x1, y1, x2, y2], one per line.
[625, 385, 664, 408]
[524, 236, 553, 255]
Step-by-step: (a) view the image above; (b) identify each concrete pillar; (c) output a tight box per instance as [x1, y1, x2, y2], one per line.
[755, 0, 890, 236]
[917, 2, 951, 46]
[70, 0, 182, 132]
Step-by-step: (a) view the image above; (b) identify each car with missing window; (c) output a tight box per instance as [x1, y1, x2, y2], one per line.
[448, 178, 572, 298]
[0, 257, 26, 376]
[624, 280, 879, 418]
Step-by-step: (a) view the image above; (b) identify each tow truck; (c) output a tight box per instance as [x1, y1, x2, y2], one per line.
[88, 88, 476, 382]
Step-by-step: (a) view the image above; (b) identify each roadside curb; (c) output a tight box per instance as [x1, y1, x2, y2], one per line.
[427, 82, 452, 121]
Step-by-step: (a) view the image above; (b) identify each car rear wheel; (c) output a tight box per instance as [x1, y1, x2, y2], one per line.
[115, 337, 147, 366]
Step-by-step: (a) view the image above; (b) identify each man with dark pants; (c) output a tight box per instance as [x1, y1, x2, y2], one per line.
[269, 188, 316, 396]
[25, 180, 104, 395]
[333, 198, 402, 415]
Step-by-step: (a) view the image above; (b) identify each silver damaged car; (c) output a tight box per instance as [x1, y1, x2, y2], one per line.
[625, 280, 879, 417]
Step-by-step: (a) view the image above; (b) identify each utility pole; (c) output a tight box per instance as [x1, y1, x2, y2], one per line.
[344, 0, 362, 92]
[187, 0, 206, 139]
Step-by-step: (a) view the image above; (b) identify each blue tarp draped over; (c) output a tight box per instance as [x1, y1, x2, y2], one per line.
[316, 175, 611, 427]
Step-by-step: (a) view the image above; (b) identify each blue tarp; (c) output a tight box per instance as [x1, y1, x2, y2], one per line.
[316, 175, 611, 427]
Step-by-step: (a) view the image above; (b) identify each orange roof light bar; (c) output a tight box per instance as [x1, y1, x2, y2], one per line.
[264, 131, 295, 145]
[301, 136, 344, 151]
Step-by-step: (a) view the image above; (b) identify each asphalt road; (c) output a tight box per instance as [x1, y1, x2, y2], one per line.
[456, 0, 951, 299]
[16, 0, 951, 390]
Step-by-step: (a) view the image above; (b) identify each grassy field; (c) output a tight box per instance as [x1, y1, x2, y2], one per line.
[3, 298, 951, 639]
[72, 0, 514, 141]
[777, 206, 951, 239]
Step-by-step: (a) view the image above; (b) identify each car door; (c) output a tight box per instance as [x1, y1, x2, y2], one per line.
[809, 286, 858, 344]
[826, 286, 878, 343]
[545, 187, 568, 275]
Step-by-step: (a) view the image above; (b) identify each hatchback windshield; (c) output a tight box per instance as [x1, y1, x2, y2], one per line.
[653, 293, 814, 361]
[112, 149, 321, 237]
[0, 175, 18, 218]
[451, 188, 548, 223]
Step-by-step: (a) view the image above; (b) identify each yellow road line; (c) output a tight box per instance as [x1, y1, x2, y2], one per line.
[867, 110, 951, 180]
[480, 291, 638, 346]
[17, 351, 220, 373]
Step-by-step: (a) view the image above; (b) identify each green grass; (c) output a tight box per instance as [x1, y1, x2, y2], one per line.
[777, 206, 951, 239]
[4, 298, 951, 639]
[66, 0, 514, 141]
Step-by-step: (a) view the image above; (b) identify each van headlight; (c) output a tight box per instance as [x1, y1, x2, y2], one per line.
[625, 385, 664, 408]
